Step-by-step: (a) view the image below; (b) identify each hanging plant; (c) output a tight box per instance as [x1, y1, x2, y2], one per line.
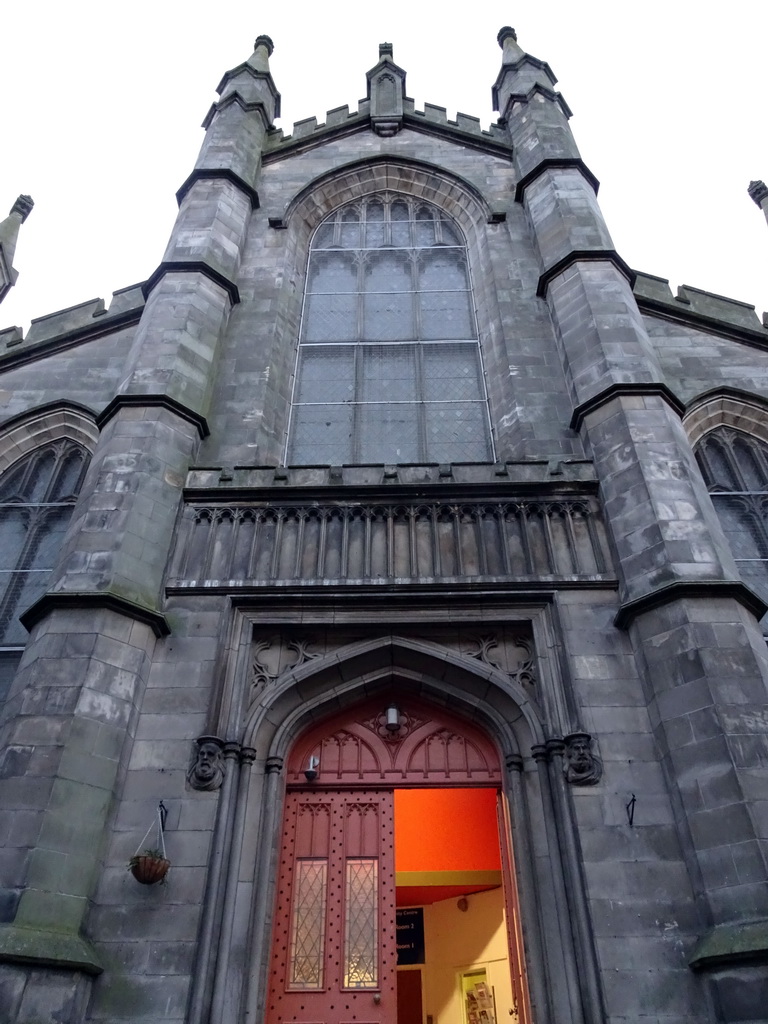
[129, 847, 170, 885]
[128, 802, 170, 886]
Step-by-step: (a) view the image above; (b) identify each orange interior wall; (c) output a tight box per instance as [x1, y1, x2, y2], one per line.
[394, 788, 501, 872]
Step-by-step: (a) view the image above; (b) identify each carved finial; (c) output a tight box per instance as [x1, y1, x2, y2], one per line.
[254, 34, 274, 57]
[748, 180, 768, 207]
[563, 733, 602, 786]
[496, 25, 525, 72]
[10, 195, 33, 222]
[379, 42, 394, 60]
[187, 735, 225, 791]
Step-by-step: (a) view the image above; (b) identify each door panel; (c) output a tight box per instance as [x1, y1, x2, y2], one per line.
[396, 971, 422, 1024]
[267, 789, 396, 1024]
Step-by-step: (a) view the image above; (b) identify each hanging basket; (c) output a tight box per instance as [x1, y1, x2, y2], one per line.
[128, 802, 169, 886]
[129, 851, 170, 885]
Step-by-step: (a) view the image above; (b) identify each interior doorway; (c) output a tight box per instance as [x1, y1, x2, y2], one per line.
[394, 788, 519, 1024]
[265, 694, 531, 1024]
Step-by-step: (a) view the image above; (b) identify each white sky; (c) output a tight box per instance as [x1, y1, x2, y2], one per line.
[1, 1, 767, 331]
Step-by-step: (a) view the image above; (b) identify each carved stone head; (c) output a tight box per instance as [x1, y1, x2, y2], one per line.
[187, 736, 225, 791]
[564, 732, 602, 786]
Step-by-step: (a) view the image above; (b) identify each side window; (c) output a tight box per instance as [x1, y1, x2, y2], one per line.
[287, 193, 493, 466]
[695, 427, 768, 624]
[0, 439, 90, 699]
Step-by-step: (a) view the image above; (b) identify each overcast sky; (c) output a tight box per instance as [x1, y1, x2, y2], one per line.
[1, 1, 766, 332]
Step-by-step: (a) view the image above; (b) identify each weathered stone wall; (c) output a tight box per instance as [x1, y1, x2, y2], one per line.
[1, 31, 768, 1024]
[199, 127, 584, 469]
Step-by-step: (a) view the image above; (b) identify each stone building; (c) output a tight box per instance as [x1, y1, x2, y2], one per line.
[1, 26, 767, 1024]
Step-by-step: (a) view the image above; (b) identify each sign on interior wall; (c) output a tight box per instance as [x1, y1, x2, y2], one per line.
[396, 907, 425, 965]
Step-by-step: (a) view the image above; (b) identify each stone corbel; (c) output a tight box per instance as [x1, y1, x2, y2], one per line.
[563, 732, 602, 785]
[187, 735, 226, 791]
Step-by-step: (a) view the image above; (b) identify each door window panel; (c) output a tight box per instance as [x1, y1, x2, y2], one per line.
[344, 858, 378, 988]
[289, 859, 328, 990]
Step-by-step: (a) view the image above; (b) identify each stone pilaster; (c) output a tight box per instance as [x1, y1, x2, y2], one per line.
[496, 28, 768, 1011]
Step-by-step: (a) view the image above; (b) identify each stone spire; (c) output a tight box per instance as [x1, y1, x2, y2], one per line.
[748, 180, 768, 226]
[0, 194, 34, 304]
[492, 27, 578, 174]
[197, 33, 281, 190]
[366, 42, 407, 137]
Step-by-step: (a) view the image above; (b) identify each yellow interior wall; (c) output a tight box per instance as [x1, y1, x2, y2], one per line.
[414, 888, 514, 1024]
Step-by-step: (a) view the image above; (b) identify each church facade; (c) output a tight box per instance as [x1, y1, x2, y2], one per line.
[1, 27, 768, 1024]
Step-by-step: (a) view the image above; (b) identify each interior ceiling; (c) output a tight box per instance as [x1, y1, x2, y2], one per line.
[394, 788, 501, 907]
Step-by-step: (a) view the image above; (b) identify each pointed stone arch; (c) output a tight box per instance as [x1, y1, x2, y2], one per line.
[261, 156, 508, 466]
[195, 610, 601, 1024]
[243, 633, 546, 760]
[283, 156, 493, 242]
[284, 693, 504, 787]
[0, 401, 98, 472]
[683, 387, 768, 449]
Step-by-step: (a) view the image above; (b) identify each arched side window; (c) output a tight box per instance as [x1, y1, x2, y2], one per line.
[286, 193, 494, 466]
[695, 427, 768, 621]
[0, 440, 90, 700]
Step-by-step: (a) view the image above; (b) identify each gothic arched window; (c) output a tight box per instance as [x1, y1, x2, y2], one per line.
[0, 440, 89, 700]
[695, 427, 768, 617]
[287, 193, 493, 466]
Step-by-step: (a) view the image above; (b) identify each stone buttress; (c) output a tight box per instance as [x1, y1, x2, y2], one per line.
[495, 26, 768, 1017]
[0, 36, 279, 1015]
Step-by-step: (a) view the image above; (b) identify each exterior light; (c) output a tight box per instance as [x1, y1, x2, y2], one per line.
[386, 704, 401, 732]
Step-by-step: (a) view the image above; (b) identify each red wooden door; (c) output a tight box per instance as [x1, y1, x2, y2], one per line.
[267, 789, 396, 1024]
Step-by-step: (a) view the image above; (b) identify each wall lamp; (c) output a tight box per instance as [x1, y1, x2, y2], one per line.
[386, 704, 401, 733]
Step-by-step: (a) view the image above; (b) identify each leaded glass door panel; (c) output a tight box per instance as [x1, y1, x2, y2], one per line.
[267, 789, 396, 1024]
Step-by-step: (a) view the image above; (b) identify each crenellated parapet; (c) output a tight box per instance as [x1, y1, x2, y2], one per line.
[264, 97, 508, 156]
[264, 41, 508, 158]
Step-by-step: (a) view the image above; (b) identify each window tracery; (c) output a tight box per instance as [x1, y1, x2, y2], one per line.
[0, 440, 89, 649]
[287, 193, 493, 466]
[695, 427, 768, 622]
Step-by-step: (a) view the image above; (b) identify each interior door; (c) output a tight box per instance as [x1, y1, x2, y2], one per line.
[267, 789, 396, 1024]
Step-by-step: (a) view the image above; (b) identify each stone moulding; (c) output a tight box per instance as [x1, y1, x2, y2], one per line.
[570, 382, 686, 432]
[168, 496, 610, 587]
[141, 260, 240, 306]
[614, 579, 767, 630]
[514, 157, 599, 203]
[175, 168, 260, 210]
[536, 248, 636, 298]
[689, 920, 768, 969]
[20, 592, 171, 638]
[0, 924, 102, 975]
[96, 393, 210, 440]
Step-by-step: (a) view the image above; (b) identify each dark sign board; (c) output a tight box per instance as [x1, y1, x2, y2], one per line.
[396, 907, 425, 965]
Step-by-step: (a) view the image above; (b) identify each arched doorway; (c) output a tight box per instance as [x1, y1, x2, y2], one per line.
[265, 691, 531, 1024]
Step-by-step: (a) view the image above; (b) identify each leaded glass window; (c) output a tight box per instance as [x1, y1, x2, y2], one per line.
[695, 428, 768, 624]
[287, 194, 493, 465]
[0, 440, 89, 646]
[343, 858, 378, 988]
[288, 859, 328, 989]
